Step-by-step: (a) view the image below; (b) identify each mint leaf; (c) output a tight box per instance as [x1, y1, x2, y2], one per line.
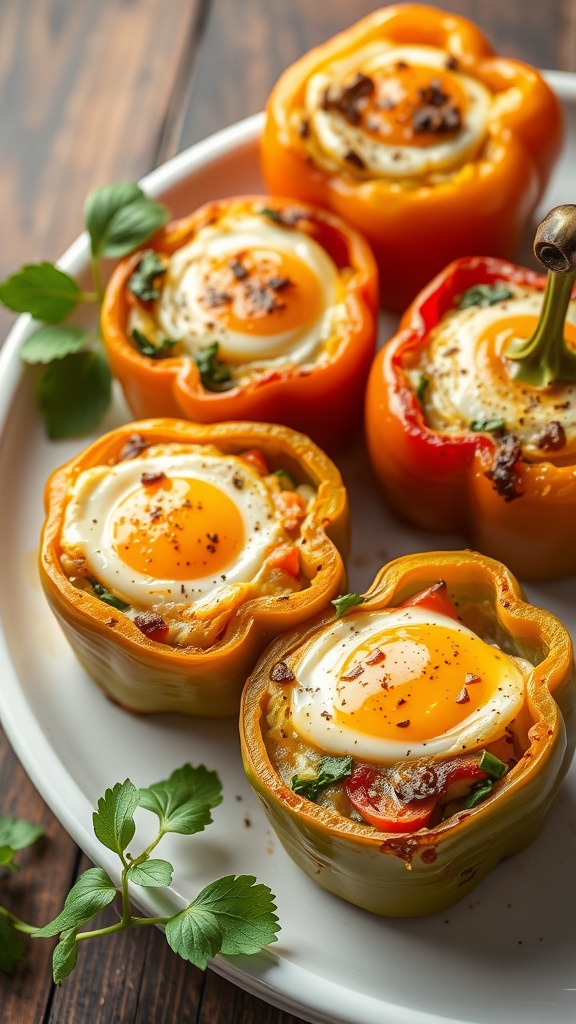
[0, 816, 44, 850]
[52, 928, 78, 984]
[36, 348, 112, 439]
[165, 875, 279, 969]
[0, 917, 26, 973]
[332, 593, 365, 618]
[193, 342, 235, 392]
[84, 183, 169, 260]
[34, 867, 116, 937]
[92, 780, 139, 857]
[0, 263, 81, 321]
[458, 283, 514, 309]
[291, 755, 354, 801]
[128, 251, 167, 301]
[127, 859, 173, 887]
[21, 324, 88, 364]
[139, 764, 222, 836]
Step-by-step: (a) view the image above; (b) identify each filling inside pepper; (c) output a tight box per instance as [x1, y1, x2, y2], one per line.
[263, 582, 533, 833]
[126, 204, 351, 387]
[408, 283, 576, 483]
[59, 438, 315, 647]
[297, 44, 492, 181]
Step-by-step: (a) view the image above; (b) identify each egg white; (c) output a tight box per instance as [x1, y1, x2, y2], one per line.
[60, 444, 286, 612]
[153, 212, 342, 374]
[289, 606, 528, 763]
[304, 43, 491, 180]
[417, 287, 576, 455]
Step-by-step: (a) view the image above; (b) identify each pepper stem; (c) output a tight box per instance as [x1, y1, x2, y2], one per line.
[505, 205, 576, 387]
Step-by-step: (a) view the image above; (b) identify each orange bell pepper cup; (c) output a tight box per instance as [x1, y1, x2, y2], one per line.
[39, 418, 350, 716]
[101, 196, 378, 455]
[365, 205, 576, 581]
[261, 4, 563, 311]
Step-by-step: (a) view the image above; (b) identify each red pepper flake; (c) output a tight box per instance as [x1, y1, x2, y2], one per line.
[134, 611, 169, 643]
[455, 686, 470, 704]
[118, 433, 149, 461]
[141, 470, 167, 486]
[341, 664, 365, 681]
[270, 660, 295, 683]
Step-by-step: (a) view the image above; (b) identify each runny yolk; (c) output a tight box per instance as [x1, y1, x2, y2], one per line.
[112, 476, 244, 580]
[478, 314, 576, 378]
[198, 246, 324, 336]
[360, 64, 467, 148]
[333, 623, 508, 743]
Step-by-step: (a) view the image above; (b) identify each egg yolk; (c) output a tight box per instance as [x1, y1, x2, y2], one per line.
[478, 314, 576, 380]
[197, 246, 324, 336]
[333, 623, 508, 743]
[112, 475, 244, 580]
[355, 64, 467, 148]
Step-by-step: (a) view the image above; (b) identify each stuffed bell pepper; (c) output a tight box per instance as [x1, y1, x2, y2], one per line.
[101, 196, 378, 454]
[261, 4, 562, 310]
[40, 418, 349, 716]
[240, 550, 575, 916]
[366, 205, 576, 581]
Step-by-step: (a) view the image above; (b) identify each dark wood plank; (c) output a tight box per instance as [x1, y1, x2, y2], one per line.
[0, 0, 203, 339]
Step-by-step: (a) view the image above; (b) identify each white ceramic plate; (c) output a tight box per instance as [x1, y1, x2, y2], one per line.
[2, 72, 576, 1024]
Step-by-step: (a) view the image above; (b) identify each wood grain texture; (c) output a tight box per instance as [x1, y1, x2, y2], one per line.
[0, 1, 573, 1021]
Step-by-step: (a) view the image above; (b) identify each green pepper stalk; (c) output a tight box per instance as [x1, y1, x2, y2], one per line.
[505, 204, 576, 386]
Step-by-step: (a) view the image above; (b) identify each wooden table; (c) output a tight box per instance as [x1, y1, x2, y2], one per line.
[1, 2, 575, 1021]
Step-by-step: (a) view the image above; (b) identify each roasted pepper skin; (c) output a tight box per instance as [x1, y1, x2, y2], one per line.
[365, 255, 576, 581]
[39, 418, 349, 717]
[101, 196, 378, 455]
[240, 551, 575, 917]
[261, 5, 563, 311]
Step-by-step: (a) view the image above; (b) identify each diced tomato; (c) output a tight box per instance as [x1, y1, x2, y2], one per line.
[274, 489, 306, 532]
[399, 580, 459, 620]
[347, 754, 489, 833]
[134, 611, 169, 644]
[238, 448, 269, 476]
[267, 543, 300, 577]
[346, 764, 438, 833]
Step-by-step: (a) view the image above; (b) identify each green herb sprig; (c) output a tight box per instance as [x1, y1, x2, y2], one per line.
[291, 756, 353, 801]
[0, 183, 169, 439]
[0, 765, 279, 982]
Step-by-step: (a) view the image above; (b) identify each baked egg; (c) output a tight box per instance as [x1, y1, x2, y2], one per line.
[286, 605, 529, 764]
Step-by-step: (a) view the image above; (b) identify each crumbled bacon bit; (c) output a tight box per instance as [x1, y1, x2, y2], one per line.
[465, 672, 481, 685]
[366, 648, 385, 665]
[445, 54, 459, 70]
[297, 118, 310, 138]
[485, 435, 522, 502]
[321, 72, 375, 125]
[134, 612, 169, 643]
[534, 420, 567, 452]
[245, 282, 285, 315]
[455, 686, 470, 704]
[267, 276, 292, 291]
[270, 660, 295, 683]
[341, 664, 365, 681]
[141, 470, 167, 486]
[412, 101, 461, 134]
[228, 258, 248, 280]
[203, 286, 231, 307]
[396, 719, 410, 728]
[118, 433, 149, 461]
[343, 149, 365, 169]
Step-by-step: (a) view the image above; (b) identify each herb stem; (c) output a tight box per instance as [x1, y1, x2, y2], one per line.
[0, 904, 37, 935]
[90, 254, 104, 304]
[75, 915, 169, 942]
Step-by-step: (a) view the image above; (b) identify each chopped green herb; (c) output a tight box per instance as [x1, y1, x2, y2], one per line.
[132, 328, 179, 359]
[458, 283, 514, 310]
[273, 468, 295, 490]
[193, 342, 235, 392]
[469, 417, 505, 434]
[128, 251, 167, 301]
[91, 582, 130, 611]
[478, 750, 508, 779]
[332, 593, 365, 618]
[461, 779, 494, 808]
[291, 756, 354, 801]
[259, 206, 284, 224]
[415, 374, 429, 402]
